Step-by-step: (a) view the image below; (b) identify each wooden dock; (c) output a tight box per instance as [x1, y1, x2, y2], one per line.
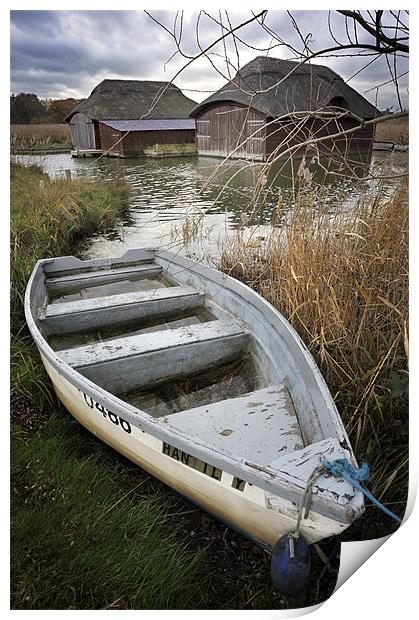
[373, 141, 408, 152]
[71, 149, 102, 158]
[11, 147, 71, 155]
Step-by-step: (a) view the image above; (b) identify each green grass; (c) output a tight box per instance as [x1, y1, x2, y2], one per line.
[11, 413, 337, 610]
[143, 143, 197, 156]
[11, 162, 130, 307]
[9, 162, 195, 610]
[11, 415, 205, 609]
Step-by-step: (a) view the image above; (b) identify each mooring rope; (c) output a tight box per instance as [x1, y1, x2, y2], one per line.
[322, 458, 403, 524]
[289, 456, 401, 556]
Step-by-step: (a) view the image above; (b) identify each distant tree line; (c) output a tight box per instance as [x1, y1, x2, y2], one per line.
[10, 93, 83, 124]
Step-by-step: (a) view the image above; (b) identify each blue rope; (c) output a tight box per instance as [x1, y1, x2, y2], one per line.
[322, 458, 402, 524]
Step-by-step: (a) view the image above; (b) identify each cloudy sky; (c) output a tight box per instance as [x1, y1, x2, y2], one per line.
[10, 10, 409, 110]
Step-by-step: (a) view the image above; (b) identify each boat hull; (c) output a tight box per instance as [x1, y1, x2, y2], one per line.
[41, 353, 349, 547]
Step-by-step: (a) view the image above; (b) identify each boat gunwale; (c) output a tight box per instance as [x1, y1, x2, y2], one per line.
[24, 249, 363, 526]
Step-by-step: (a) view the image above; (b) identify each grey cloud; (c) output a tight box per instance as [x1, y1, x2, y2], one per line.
[10, 10, 408, 109]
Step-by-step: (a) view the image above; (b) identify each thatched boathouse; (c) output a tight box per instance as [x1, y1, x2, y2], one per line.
[190, 57, 380, 161]
[65, 80, 197, 157]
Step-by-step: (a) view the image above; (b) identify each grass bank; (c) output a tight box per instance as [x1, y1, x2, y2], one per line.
[10, 163, 206, 609]
[220, 179, 408, 539]
[11, 124, 71, 149]
[12, 415, 205, 609]
[11, 162, 130, 407]
[11, 163, 208, 609]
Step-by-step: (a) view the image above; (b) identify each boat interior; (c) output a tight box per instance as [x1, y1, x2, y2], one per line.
[36, 255, 307, 464]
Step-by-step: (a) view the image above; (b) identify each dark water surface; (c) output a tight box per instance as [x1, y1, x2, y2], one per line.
[16, 150, 406, 262]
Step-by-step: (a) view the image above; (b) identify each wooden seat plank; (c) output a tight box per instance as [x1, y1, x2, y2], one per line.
[46, 263, 163, 293]
[58, 320, 246, 368]
[42, 286, 204, 334]
[57, 320, 249, 394]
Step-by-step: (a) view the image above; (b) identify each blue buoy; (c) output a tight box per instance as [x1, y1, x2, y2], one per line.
[271, 533, 311, 596]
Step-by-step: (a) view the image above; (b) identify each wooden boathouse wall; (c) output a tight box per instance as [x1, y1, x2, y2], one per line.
[195, 104, 266, 161]
[69, 112, 97, 150]
[99, 123, 195, 157]
[265, 117, 375, 159]
[194, 104, 374, 161]
[99, 123, 124, 156]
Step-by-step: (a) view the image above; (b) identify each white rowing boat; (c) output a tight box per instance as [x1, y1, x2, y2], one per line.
[25, 248, 364, 548]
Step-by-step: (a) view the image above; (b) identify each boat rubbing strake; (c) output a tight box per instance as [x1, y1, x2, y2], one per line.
[25, 248, 364, 548]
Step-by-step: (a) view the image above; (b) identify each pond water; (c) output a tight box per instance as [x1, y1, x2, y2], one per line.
[15, 150, 407, 263]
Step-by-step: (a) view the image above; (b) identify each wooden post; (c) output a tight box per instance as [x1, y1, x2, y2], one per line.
[65, 169, 72, 181]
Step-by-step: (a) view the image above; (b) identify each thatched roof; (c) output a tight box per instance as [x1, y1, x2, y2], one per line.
[65, 80, 197, 122]
[191, 57, 380, 120]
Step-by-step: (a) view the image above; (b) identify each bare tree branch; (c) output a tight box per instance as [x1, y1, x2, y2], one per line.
[337, 10, 409, 53]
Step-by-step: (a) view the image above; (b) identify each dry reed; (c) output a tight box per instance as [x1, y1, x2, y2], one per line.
[10, 124, 71, 147]
[220, 179, 408, 530]
[374, 115, 409, 144]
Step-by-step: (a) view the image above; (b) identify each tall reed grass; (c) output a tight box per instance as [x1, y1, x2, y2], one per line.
[11, 162, 130, 406]
[11, 124, 71, 147]
[220, 179, 408, 534]
[374, 115, 409, 144]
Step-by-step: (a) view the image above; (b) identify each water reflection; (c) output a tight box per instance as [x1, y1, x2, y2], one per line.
[15, 150, 407, 261]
